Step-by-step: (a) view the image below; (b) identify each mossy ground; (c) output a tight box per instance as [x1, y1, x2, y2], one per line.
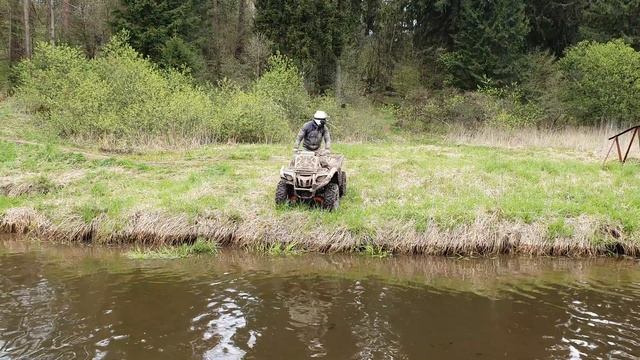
[1, 101, 640, 255]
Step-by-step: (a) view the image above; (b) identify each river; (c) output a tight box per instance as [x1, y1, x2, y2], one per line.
[1, 238, 639, 359]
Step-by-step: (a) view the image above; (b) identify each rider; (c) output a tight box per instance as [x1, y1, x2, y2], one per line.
[294, 110, 331, 153]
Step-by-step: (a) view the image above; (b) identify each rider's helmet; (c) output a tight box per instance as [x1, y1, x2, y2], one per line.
[313, 110, 328, 126]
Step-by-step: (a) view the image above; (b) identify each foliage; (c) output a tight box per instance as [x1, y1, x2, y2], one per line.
[312, 95, 393, 141]
[558, 40, 640, 126]
[395, 85, 544, 131]
[160, 36, 206, 77]
[264, 242, 300, 256]
[361, 243, 391, 258]
[580, 0, 640, 49]
[111, 0, 208, 61]
[254, 0, 361, 92]
[16, 37, 215, 144]
[126, 238, 218, 259]
[443, 0, 530, 89]
[395, 91, 494, 130]
[212, 87, 290, 143]
[253, 55, 310, 125]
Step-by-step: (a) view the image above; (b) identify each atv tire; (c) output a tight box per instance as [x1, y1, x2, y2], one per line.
[339, 171, 347, 196]
[323, 183, 340, 211]
[275, 180, 291, 205]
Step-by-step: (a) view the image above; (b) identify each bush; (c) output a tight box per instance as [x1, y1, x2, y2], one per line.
[559, 39, 640, 126]
[395, 90, 493, 130]
[212, 88, 290, 143]
[395, 86, 545, 131]
[253, 54, 310, 126]
[16, 35, 215, 144]
[310, 96, 393, 141]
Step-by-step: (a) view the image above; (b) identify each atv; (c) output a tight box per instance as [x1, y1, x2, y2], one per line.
[275, 150, 347, 210]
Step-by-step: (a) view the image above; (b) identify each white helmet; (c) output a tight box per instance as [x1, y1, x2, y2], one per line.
[313, 110, 328, 120]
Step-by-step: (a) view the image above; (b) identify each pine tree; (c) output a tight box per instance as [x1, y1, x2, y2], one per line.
[580, 0, 640, 49]
[254, 0, 361, 92]
[445, 0, 529, 88]
[111, 0, 208, 62]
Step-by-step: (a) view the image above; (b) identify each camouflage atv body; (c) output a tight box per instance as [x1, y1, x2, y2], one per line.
[275, 151, 347, 210]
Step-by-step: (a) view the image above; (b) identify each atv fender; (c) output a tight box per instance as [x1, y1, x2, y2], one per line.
[279, 167, 295, 185]
[314, 167, 339, 190]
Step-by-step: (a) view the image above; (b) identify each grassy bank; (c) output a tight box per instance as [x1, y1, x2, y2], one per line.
[2, 103, 640, 256]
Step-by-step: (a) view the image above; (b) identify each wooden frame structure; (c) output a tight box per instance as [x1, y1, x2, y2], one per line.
[603, 125, 640, 166]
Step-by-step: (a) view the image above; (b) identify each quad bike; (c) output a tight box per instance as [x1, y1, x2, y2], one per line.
[275, 150, 347, 210]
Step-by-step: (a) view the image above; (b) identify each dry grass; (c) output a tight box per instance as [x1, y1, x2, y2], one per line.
[445, 125, 627, 157]
[2, 207, 637, 257]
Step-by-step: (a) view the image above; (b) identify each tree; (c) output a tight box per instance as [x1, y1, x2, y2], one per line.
[580, 0, 640, 49]
[442, 0, 530, 89]
[559, 40, 640, 126]
[111, 0, 209, 62]
[255, 0, 362, 92]
[525, 0, 583, 55]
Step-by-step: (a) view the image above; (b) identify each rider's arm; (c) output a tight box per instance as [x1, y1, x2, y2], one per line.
[294, 126, 306, 149]
[323, 128, 331, 150]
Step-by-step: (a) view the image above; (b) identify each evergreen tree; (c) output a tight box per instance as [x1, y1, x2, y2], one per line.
[525, 0, 582, 55]
[444, 0, 529, 88]
[580, 0, 640, 49]
[254, 0, 361, 92]
[111, 0, 208, 62]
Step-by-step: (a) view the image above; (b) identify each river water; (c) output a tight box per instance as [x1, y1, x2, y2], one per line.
[0, 238, 639, 359]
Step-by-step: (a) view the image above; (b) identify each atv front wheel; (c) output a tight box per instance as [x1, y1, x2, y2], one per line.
[339, 171, 347, 196]
[275, 180, 291, 205]
[323, 183, 340, 211]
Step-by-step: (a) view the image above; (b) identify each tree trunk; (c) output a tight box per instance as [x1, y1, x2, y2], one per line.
[7, 1, 12, 64]
[62, 0, 69, 36]
[9, 0, 21, 65]
[49, 0, 55, 45]
[22, 0, 30, 58]
[235, 0, 246, 58]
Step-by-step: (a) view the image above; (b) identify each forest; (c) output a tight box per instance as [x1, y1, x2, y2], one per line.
[1, 0, 640, 146]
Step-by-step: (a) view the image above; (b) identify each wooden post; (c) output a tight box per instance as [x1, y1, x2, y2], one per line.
[603, 140, 616, 167]
[623, 128, 637, 163]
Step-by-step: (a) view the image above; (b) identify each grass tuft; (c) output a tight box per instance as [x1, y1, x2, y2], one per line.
[126, 238, 218, 259]
[361, 243, 392, 258]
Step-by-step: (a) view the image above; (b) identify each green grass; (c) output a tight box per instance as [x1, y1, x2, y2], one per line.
[264, 242, 300, 256]
[2, 100, 640, 249]
[126, 239, 218, 259]
[361, 243, 391, 258]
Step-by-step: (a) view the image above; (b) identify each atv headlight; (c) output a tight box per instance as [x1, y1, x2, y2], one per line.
[316, 175, 327, 182]
[283, 173, 294, 181]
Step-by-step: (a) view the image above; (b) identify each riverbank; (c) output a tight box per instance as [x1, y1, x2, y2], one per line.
[2, 106, 640, 256]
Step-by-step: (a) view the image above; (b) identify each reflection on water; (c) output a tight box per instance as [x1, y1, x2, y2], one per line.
[0, 238, 639, 359]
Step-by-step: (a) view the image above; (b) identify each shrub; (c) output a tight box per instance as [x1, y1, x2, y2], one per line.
[558, 40, 640, 126]
[395, 85, 545, 131]
[395, 90, 494, 130]
[16, 35, 215, 145]
[212, 88, 289, 143]
[311, 96, 392, 141]
[253, 54, 310, 126]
